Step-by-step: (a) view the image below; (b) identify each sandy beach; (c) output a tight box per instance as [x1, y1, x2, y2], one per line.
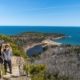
[41, 39, 61, 46]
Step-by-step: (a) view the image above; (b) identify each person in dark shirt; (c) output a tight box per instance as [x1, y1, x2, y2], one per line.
[2, 45, 12, 74]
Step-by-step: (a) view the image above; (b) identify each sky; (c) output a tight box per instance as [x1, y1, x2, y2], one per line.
[0, 0, 80, 26]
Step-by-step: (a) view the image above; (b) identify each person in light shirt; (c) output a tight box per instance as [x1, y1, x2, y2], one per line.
[2, 45, 12, 74]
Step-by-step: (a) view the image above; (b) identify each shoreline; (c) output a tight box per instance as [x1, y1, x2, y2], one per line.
[52, 36, 66, 40]
[41, 36, 67, 46]
[41, 39, 61, 46]
[23, 43, 42, 52]
[23, 37, 64, 52]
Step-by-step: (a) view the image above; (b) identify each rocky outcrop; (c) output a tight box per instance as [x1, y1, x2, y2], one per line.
[4, 76, 31, 80]
[3, 56, 31, 80]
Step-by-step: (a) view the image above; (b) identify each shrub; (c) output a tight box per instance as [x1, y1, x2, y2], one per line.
[23, 64, 46, 80]
[0, 34, 14, 42]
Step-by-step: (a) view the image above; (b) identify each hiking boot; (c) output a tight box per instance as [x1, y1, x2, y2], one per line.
[10, 72, 12, 74]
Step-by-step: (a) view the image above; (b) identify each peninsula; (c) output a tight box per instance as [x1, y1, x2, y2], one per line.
[11, 32, 66, 52]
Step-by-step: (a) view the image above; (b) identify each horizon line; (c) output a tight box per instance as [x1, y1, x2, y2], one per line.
[0, 25, 80, 27]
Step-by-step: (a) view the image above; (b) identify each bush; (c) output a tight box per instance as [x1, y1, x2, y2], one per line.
[44, 72, 70, 80]
[32, 53, 41, 58]
[23, 64, 46, 80]
[43, 46, 48, 51]
[0, 34, 14, 42]
[10, 43, 28, 59]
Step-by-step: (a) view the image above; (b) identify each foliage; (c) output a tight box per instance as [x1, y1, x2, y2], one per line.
[2, 64, 6, 75]
[11, 32, 66, 48]
[21, 51, 28, 60]
[10, 43, 18, 49]
[43, 46, 48, 51]
[0, 34, 14, 42]
[0, 34, 28, 59]
[23, 64, 70, 80]
[12, 32, 66, 37]
[44, 72, 70, 80]
[10, 43, 20, 56]
[51, 45, 58, 48]
[23, 64, 46, 80]
[32, 53, 41, 58]
[10, 43, 28, 59]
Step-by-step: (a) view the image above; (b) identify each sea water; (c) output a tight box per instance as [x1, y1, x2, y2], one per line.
[0, 26, 80, 56]
[0, 26, 80, 45]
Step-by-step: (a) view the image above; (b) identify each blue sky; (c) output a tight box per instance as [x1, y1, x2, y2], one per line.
[0, 0, 80, 26]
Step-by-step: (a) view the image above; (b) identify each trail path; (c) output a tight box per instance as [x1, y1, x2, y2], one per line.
[3, 65, 20, 78]
[2, 56, 31, 80]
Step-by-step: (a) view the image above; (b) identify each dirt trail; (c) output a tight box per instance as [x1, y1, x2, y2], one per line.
[2, 56, 31, 80]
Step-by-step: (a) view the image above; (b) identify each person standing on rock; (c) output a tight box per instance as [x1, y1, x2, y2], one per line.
[1, 45, 12, 74]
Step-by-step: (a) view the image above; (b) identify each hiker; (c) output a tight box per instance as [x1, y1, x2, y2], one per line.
[1, 44, 12, 74]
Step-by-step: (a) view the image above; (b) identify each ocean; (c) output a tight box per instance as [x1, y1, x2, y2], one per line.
[0, 26, 80, 45]
[0, 26, 80, 56]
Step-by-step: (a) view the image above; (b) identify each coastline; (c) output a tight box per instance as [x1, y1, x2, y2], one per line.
[23, 43, 42, 52]
[23, 41, 61, 53]
[52, 36, 66, 40]
[23, 38, 62, 53]
[23, 36, 65, 51]
[41, 36, 64, 46]
[41, 39, 61, 46]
